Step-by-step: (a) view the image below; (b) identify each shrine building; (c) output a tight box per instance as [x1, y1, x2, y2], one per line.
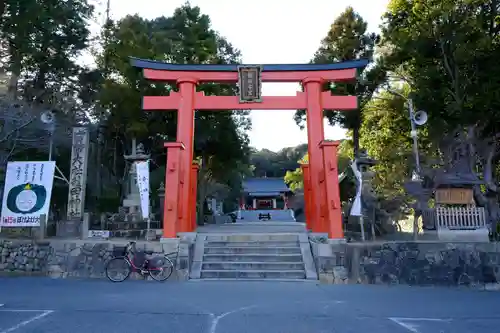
[241, 177, 292, 210]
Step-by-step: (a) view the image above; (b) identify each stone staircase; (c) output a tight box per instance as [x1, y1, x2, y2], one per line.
[190, 233, 317, 281]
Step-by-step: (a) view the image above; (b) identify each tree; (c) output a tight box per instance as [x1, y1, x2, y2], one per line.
[250, 144, 308, 178]
[294, 7, 386, 157]
[89, 4, 252, 216]
[0, 0, 94, 101]
[0, 0, 93, 173]
[381, 0, 500, 228]
[359, 86, 436, 200]
[382, 0, 500, 138]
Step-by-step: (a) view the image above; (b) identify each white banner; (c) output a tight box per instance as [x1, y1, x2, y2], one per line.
[135, 161, 150, 220]
[1, 161, 56, 227]
[349, 161, 363, 217]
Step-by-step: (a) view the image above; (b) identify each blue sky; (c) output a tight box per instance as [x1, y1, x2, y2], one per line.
[97, 0, 389, 151]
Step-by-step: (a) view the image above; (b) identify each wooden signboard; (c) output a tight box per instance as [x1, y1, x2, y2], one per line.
[238, 65, 262, 103]
[435, 188, 474, 204]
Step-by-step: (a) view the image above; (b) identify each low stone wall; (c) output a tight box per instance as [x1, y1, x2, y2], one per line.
[311, 239, 500, 288]
[0, 236, 195, 280]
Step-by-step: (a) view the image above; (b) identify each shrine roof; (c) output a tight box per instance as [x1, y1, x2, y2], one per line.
[433, 172, 484, 186]
[130, 57, 369, 72]
[243, 177, 290, 194]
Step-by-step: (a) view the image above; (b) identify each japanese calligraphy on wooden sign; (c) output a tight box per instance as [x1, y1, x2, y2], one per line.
[238, 65, 262, 103]
[435, 188, 474, 205]
[67, 127, 90, 219]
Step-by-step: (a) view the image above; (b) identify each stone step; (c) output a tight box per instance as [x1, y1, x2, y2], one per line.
[203, 246, 302, 255]
[192, 278, 317, 283]
[205, 241, 300, 247]
[202, 262, 305, 270]
[204, 234, 300, 242]
[203, 254, 303, 262]
[200, 269, 306, 279]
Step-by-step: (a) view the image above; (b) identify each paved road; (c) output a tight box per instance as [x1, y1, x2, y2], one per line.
[0, 278, 499, 333]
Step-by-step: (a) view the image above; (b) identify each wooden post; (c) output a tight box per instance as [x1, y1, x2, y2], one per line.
[320, 140, 344, 239]
[303, 78, 327, 233]
[300, 163, 313, 230]
[163, 142, 185, 238]
[176, 78, 197, 232]
[190, 163, 200, 231]
[318, 167, 328, 232]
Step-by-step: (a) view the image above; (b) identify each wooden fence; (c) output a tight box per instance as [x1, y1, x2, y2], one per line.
[422, 207, 488, 230]
[435, 207, 487, 230]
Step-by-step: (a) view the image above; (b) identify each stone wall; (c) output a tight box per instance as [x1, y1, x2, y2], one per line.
[311, 239, 500, 288]
[0, 237, 194, 280]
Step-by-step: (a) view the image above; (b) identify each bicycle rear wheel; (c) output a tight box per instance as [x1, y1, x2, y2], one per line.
[148, 256, 174, 281]
[105, 257, 131, 282]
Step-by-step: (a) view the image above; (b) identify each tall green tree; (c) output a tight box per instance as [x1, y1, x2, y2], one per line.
[250, 144, 308, 178]
[89, 4, 251, 216]
[359, 86, 435, 199]
[294, 7, 386, 157]
[375, 0, 500, 228]
[382, 0, 500, 139]
[0, 0, 94, 101]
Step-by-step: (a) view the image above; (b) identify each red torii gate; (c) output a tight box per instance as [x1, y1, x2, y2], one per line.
[131, 58, 368, 239]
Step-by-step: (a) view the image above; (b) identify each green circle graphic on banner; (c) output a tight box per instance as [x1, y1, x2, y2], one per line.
[6, 183, 47, 214]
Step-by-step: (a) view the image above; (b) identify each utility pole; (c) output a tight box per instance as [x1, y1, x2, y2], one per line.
[407, 97, 421, 177]
[387, 89, 428, 240]
[96, 0, 111, 205]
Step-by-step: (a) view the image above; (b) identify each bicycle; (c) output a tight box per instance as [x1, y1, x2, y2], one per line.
[105, 241, 175, 282]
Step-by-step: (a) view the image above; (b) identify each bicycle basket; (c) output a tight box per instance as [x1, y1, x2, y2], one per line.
[113, 246, 127, 257]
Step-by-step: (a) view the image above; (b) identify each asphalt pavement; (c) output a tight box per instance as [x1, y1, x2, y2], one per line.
[0, 277, 499, 333]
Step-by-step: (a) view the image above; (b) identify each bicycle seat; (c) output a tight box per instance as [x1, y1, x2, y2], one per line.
[144, 250, 154, 255]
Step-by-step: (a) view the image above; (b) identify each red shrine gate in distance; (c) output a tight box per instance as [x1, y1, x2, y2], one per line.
[131, 57, 369, 239]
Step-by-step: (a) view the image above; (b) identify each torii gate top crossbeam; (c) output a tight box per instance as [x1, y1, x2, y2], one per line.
[130, 57, 369, 83]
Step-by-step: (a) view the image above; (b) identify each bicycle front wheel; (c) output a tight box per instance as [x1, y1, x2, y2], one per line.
[105, 257, 131, 282]
[148, 256, 174, 281]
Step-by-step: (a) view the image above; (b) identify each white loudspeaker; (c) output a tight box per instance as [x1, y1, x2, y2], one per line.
[40, 110, 55, 124]
[413, 110, 428, 126]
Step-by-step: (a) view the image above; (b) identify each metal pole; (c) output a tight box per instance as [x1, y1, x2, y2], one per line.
[96, 0, 112, 205]
[408, 98, 421, 176]
[146, 218, 151, 241]
[358, 164, 365, 241]
[408, 98, 421, 240]
[96, 128, 102, 201]
[371, 206, 376, 240]
[48, 135, 53, 161]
